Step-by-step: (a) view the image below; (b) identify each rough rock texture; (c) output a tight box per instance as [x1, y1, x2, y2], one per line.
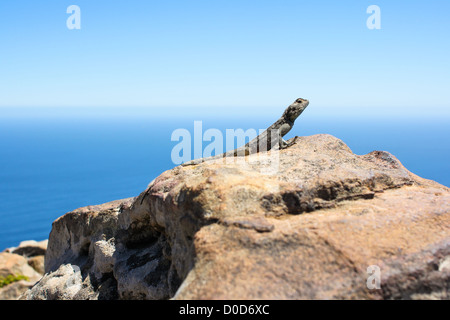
[21, 134, 450, 300]
[19, 263, 118, 300]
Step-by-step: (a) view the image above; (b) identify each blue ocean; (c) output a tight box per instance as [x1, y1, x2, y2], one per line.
[0, 108, 449, 251]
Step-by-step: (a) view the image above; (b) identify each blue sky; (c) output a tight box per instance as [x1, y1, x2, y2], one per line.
[0, 0, 449, 116]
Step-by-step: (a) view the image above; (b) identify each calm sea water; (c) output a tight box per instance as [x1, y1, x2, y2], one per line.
[0, 109, 449, 250]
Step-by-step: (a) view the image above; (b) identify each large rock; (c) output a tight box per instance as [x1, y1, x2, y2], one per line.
[21, 134, 450, 300]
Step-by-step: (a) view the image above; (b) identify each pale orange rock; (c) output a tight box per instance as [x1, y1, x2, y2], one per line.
[0, 252, 43, 300]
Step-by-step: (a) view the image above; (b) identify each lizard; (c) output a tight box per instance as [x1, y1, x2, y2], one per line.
[181, 97, 309, 166]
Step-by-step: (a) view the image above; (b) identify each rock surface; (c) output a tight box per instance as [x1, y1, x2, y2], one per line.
[0, 240, 48, 300]
[0, 251, 45, 300]
[5, 240, 48, 257]
[20, 134, 450, 300]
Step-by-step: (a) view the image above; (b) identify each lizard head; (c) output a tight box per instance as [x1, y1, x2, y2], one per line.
[283, 98, 309, 122]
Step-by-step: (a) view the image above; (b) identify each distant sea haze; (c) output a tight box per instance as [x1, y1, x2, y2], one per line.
[0, 111, 448, 250]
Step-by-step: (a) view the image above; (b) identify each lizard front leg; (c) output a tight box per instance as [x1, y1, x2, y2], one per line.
[280, 136, 300, 149]
[279, 138, 289, 149]
[277, 123, 292, 149]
